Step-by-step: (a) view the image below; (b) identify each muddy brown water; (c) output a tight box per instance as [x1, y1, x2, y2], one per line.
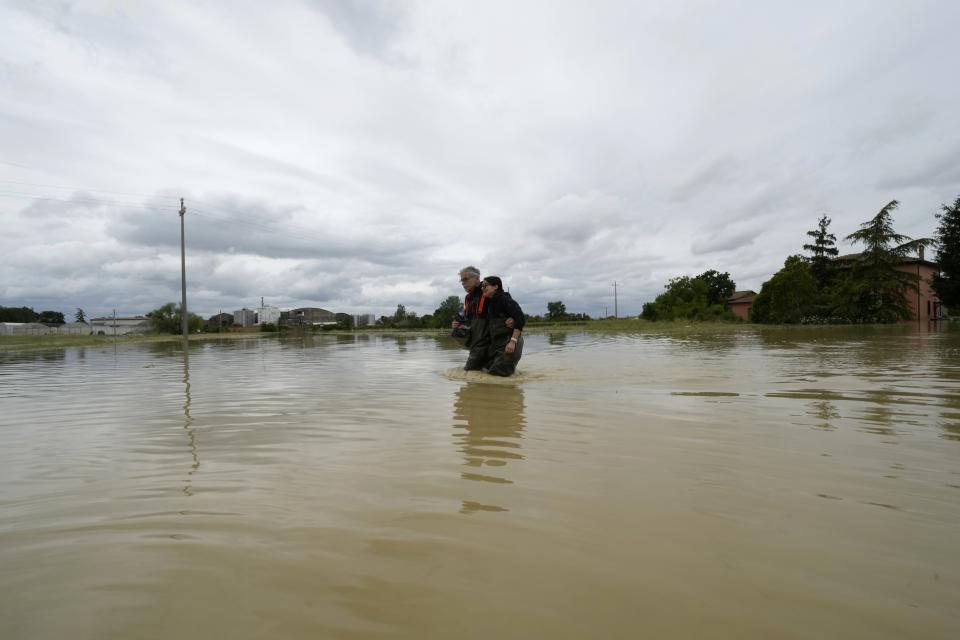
[1, 327, 958, 639]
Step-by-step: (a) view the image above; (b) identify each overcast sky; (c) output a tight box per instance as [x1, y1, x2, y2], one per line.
[2, 0, 958, 320]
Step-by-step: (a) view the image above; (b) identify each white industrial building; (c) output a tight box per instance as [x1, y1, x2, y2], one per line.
[353, 314, 376, 327]
[0, 322, 52, 336]
[233, 308, 256, 328]
[89, 316, 152, 335]
[0, 322, 92, 336]
[256, 305, 280, 325]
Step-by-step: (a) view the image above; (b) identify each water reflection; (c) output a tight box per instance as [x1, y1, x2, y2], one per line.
[452, 383, 525, 514]
[548, 333, 566, 346]
[808, 399, 840, 430]
[942, 419, 960, 441]
[2, 327, 960, 639]
[181, 342, 199, 496]
[0, 348, 66, 366]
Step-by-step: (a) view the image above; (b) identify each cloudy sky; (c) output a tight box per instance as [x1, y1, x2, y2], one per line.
[2, 0, 958, 320]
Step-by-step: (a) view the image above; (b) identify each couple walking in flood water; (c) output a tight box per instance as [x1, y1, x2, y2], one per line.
[452, 266, 525, 377]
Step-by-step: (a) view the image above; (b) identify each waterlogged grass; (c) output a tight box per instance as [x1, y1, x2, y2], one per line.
[4, 319, 949, 352]
[0, 332, 269, 353]
[531, 317, 741, 334]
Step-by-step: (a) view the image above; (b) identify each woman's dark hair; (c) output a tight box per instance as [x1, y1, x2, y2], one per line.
[483, 275, 503, 291]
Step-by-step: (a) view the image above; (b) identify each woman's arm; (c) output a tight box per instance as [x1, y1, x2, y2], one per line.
[503, 297, 525, 355]
[503, 297, 526, 331]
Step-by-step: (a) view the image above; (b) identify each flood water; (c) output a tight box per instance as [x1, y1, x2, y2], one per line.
[1, 326, 959, 639]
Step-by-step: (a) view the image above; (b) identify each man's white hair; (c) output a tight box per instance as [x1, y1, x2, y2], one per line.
[459, 265, 480, 278]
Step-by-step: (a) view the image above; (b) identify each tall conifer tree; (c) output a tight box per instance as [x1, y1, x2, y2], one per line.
[932, 196, 960, 311]
[803, 214, 839, 288]
[838, 200, 931, 322]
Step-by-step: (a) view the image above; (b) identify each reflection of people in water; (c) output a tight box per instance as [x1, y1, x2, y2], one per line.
[464, 276, 526, 377]
[453, 383, 526, 490]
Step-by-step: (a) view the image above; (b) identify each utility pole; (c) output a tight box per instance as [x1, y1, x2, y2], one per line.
[611, 281, 619, 319]
[179, 198, 189, 340]
[112, 308, 116, 338]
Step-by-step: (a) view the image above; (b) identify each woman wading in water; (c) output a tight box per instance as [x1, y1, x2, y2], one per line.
[464, 276, 525, 377]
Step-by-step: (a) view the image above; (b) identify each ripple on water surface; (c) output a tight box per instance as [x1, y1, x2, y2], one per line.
[1, 328, 959, 639]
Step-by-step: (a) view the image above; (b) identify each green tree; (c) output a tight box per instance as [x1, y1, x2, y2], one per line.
[836, 200, 932, 322]
[75, 308, 87, 323]
[697, 270, 736, 306]
[393, 304, 407, 323]
[0, 306, 39, 322]
[400, 311, 419, 328]
[432, 295, 462, 328]
[932, 196, 960, 311]
[38, 310, 65, 325]
[546, 300, 568, 321]
[334, 313, 355, 330]
[644, 276, 709, 320]
[147, 302, 203, 334]
[750, 256, 819, 323]
[803, 214, 839, 289]
[643, 272, 737, 321]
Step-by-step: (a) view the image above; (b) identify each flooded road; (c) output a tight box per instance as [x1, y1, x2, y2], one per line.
[1, 326, 958, 639]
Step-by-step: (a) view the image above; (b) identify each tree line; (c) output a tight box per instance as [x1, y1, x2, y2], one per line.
[751, 197, 958, 323]
[0, 307, 69, 324]
[369, 297, 593, 330]
[639, 196, 960, 324]
[11, 196, 958, 334]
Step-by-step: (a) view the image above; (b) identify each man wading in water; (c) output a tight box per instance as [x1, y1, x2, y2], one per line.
[453, 266, 516, 339]
[451, 266, 484, 340]
[463, 276, 525, 377]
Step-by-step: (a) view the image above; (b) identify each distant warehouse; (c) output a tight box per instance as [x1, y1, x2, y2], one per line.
[0, 322, 53, 336]
[281, 307, 337, 327]
[90, 316, 151, 336]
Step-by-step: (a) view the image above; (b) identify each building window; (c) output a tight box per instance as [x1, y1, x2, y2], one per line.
[927, 300, 931, 316]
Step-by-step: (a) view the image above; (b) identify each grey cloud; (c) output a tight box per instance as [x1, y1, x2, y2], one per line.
[196, 138, 354, 193]
[18, 191, 129, 219]
[876, 142, 960, 191]
[691, 226, 759, 255]
[8, 1, 169, 73]
[670, 155, 738, 203]
[3, 2, 959, 320]
[305, 0, 407, 60]
[849, 100, 933, 155]
[110, 192, 439, 264]
[526, 191, 628, 245]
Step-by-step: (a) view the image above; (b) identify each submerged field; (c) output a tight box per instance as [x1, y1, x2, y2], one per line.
[1, 326, 958, 639]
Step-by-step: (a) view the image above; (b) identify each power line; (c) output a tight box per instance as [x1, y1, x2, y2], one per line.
[0, 179, 166, 200]
[0, 178, 306, 221]
[0, 190, 180, 211]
